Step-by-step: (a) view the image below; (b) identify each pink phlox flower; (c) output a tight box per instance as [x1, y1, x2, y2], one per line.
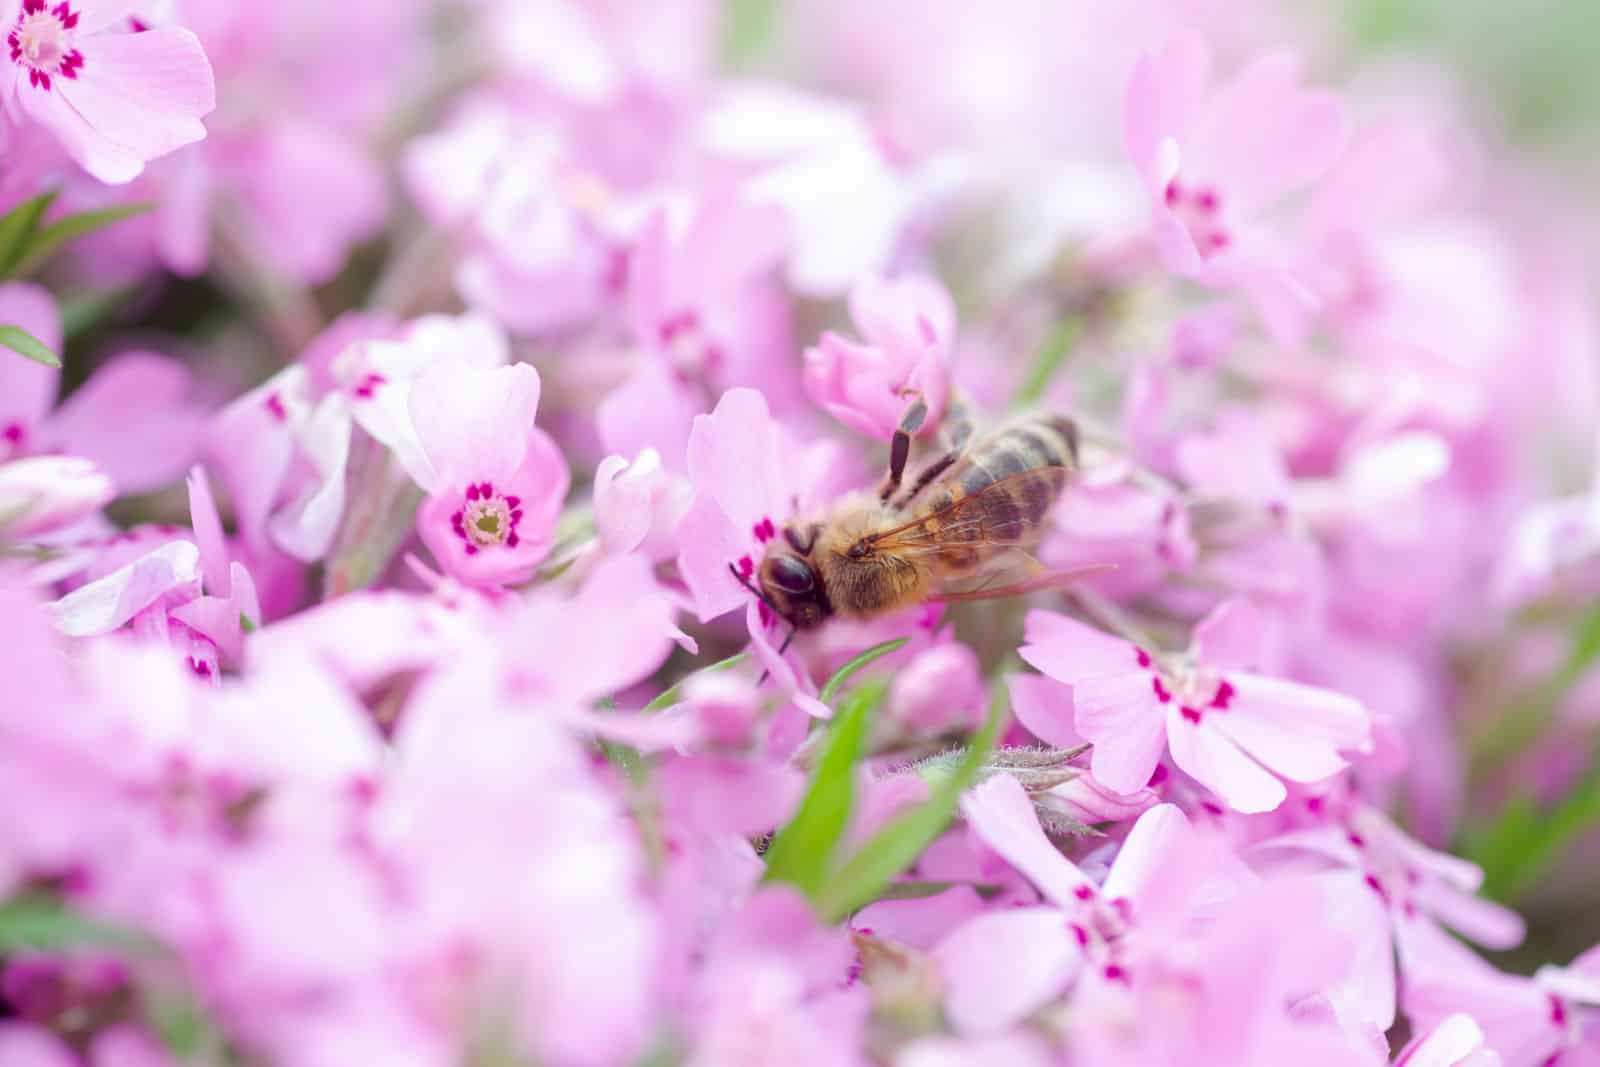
[1248, 803, 1524, 1031]
[598, 192, 795, 470]
[246, 584, 486, 700]
[675, 387, 804, 625]
[2, 0, 215, 184]
[1041, 464, 1197, 600]
[337, 312, 511, 485]
[1009, 673, 1163, 824]
[401, 358, 569, 589]
[499, 553, 684, 714]
[1297, 122, 1454, 341]
[1406, 949, 1600, 1067]
[803, 274, 955, 441]
[1494, 427, 1600, 606]
[933, 773, 1208, 1034]
[887, 638, 984, 734]
[486, 0, 719, 106]
[0, 283, 208, 494]
[697, 83, 923, 296]
[1123, 31, 1348, 341]
[688, 887, 869, 1067]
[405, 92, 629, 337]
[1066, 875, 1375, 1067]
[1020, 598, 1372, 813]
[44, 466, 258, 679]
[382, 675, 660, 1067]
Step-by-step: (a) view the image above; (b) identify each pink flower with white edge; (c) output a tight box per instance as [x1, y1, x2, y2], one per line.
[398, 360, 568, 590]
[803, 275, 955, 441]
[0, 455, 112, 538]
[3, 0, 215, 184]
[1392, 1014, 1499, 1067]
[1123, 31, 1347, 340]
[1020, 598, 1372, 813]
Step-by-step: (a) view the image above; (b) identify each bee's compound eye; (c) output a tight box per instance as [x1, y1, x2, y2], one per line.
[768, 555, 815, 594]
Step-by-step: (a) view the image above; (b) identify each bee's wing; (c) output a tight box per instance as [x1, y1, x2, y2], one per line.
[865, 467, 1073, 552]
[928, 551, 1116, 603]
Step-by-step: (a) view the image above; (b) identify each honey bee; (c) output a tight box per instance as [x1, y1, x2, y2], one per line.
[731, 397, 1084, 636]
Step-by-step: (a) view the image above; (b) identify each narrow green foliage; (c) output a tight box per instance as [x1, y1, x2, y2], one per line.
[1012, 317, 1081, 409]
[0, 894, 164, 955]
[10, 203, 154, 278]
[818, 637, 909, 706]
[643, 651, 751, 712]
[723, 0, 780, 68]
[863, 880, 1002, 903]
[1471, 761, 1600, 902]
[0, 323, 62, 368]
[60, 287, 134, 339]
[1470, 600, 1600, 778]
[148, 989, 229, 1064]
[761, 680, 885, 896]
[0, 190, 58, 277]
[814, 683, 1005, 922]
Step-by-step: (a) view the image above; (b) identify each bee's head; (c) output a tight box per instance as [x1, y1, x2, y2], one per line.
[758, 551, 829, 629]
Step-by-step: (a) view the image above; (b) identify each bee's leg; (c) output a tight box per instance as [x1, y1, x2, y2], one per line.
[895, 394, 974, 509]
[878, 393, 929, 502]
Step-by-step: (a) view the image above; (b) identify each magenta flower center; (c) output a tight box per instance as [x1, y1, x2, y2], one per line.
[1136, 646, 1233, 723]
[451, 482, 524, 555]
[8, 1, 84, 91]
[1164, 180, 1230, 259]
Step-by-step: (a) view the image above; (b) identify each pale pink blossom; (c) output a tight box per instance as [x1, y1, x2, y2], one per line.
[3, 0, 215, 183]
[1123, 31, 1347, 339]
[1020, 599, 1372, 812]
[803, 274, 955, 441]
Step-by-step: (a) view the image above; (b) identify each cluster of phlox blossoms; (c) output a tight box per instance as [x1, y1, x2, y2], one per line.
[5, 2, 1600, 1066]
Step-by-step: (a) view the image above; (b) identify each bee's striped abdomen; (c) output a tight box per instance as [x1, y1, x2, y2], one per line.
[955, 415, 1077, 493]
[911, 414, 1079, 546]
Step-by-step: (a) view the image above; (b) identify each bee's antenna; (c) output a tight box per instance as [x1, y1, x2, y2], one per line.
[727, 562, 794, 687]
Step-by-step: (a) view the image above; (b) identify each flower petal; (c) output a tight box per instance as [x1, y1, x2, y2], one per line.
[960, 773, 1091, 908]
[1211, 672, 1370, 783]
[1072, 670, 1167, 794]
[1166, 708, 1286, 813]
[54, 28, 215, 184]
[933, 907, 1083, 1035]
[47, 540, 200, 637]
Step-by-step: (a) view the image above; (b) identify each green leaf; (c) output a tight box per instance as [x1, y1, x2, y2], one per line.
[10, 202, 153, 279]
[1012, 317, 1081, 409]
[0, 323, 63, 368]
[0, 894, 164, 955]
[59, 286, 134, 340]
[863, 879, 1002, 903]
[0, 190, 57, 278]
[761, 680, 885, 897]
[642, 651, 751, 712]
[723, 0, 780, 68]
[1471, 758, 1600, 902]
[1470, 600, 1600, 778]
[818, 637, 909, 706]
[814, 683, 1004, 922]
